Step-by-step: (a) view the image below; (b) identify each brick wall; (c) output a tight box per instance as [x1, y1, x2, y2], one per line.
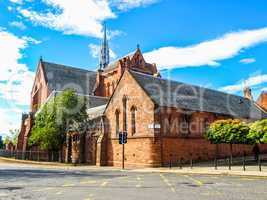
[105, 69, 158, 167]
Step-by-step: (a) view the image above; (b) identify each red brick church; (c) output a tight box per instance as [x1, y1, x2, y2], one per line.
[18, 26, 267, 167]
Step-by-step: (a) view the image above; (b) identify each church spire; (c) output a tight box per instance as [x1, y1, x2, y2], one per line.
[99, 23, 110, 70]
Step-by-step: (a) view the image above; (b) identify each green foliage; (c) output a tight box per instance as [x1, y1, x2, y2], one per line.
[29, 89, 87, 151]
[248, 119, 267, 144]
[9, 129, 19, 145]
[205, 119, 250, 144]
[3, 136, 11, 145]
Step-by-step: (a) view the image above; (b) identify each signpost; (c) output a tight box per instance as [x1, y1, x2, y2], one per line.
[119, 131, 127, 169]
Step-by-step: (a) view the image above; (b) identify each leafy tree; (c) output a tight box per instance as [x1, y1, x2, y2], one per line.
[205, 119, 250, 144]
[205, 119, 251, 161]
[9, 129, 20, 145]
[248, 119, 267, 144]
[3, 136, 11, 145]
[29, 89, 88, 151]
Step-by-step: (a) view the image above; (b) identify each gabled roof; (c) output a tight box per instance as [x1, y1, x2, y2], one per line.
[87, 104, 107, 119]
[42, 61, 97, 95]
[129, 70, 267, 120]
[103, 50, 136, 72]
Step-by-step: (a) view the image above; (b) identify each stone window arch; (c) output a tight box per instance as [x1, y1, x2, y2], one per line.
[130, 106, 137, 135]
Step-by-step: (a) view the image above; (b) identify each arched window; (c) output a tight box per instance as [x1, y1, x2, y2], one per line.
[107, 83, 110, 96]
[115, 109, 120, 137]
[122, 96, 127, 131]
[131, 106, 137, 135]
[112, 81, 115, 92]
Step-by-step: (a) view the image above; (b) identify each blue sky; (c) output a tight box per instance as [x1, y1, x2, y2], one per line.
[1, 0, 267, 137]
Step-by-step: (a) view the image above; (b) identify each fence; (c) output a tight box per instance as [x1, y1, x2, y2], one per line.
[166, 153, 267, 172]
[0, 150, 62, 162]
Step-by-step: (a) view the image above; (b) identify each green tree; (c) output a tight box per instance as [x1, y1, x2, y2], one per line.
[3, 136, 11, 146]
[9, 129, 20, 145]
[205, 119, 251, 161]
[29, 89, 87, 151]
[248, 119, 267, 144]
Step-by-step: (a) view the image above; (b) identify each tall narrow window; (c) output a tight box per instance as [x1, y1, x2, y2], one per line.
[115, 109, 120, 137]
[131, 106, 137, 135]
[122, 96, 127, 132]
[107, 83, 110, 96]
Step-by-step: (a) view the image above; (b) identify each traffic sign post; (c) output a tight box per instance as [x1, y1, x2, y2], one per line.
[119, 131, 127, 169]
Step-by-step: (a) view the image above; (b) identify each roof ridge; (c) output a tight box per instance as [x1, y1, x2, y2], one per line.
[129, 69, 251, 102]
[42, 61, 96, 73]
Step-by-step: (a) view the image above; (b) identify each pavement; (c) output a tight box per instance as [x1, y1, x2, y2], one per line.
[1, 156, 267, 177]
[1, 161, 267, 200]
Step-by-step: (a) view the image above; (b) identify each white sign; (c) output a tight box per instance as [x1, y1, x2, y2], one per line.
[148, 123, 161, 129]
[148, 124, 154, 129]
[154, 124, 161, 129]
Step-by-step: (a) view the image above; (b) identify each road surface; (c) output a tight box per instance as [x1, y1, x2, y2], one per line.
[0, 162, 267, 200]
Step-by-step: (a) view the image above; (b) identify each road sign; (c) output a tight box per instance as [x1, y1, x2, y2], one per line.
[119, 131, 127, 144]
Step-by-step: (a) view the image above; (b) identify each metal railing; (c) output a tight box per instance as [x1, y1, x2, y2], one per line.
[0, 150, 62, 162]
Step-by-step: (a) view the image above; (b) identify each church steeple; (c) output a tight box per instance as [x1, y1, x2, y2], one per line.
[99, 23, 110, 70]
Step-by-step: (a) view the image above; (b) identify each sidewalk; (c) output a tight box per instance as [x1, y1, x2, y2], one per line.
[132, 165, 267, 178]
[1, 156, 267, 177]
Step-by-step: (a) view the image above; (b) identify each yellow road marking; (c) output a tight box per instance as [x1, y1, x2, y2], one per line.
[80, 180, 97, 184]
[56, 191, 63, 195]
[101, 181, 108, 187]
[62, 183, 75, 187]
[160, 174, 176, 193]
[200, 191, 221, 196]
[183, 175, 203, 186]
[32, 187, 54, 192]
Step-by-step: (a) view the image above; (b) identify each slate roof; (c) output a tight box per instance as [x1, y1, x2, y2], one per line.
[85, 95, 109, 108]
[42, 61, 97, 95]
[87, 104, 107, 119]
[129, 70, 267, 120]
[35, 91, 108, 116]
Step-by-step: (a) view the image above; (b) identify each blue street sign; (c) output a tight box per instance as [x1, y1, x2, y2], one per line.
[119, 131, 127, 144]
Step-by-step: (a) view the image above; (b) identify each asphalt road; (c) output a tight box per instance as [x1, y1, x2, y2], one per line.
[0, 163, 267, 200]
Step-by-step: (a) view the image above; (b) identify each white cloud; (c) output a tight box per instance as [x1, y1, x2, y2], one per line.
[220, 74, 267, 93]
[0, 29, 37, 135]
[7, 6, 13, 11]
[111, 0, 159, 11]
[240, 58, 256, 64]
[0, 108, 22, 135]
[9, 21, 26, 30]
[17, 0, 116, 38]
[22, 36, 42, 44]
[144, 27, 267, 70]
[261, 87, 267, 92]
[89, 43, 117, 59]
[9, 0, 23, 4]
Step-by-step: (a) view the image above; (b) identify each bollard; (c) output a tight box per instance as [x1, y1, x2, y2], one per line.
[243, 152, 246, 171]
[190, 156, 193, 169]
[228, 157, 231, 170]
[179, 158, 182, 169]
[214, 157, 218, 170]
[169, 154, 172, 169]
[258, 155, 262, 172]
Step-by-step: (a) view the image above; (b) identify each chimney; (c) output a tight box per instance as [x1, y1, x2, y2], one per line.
[243, 86, 253, 100]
